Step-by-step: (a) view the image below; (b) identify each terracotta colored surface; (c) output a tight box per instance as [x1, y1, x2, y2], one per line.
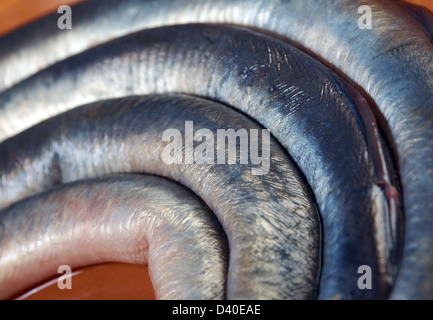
[14, 263, 156, 300]
[0, 0, 86, 37]
[405, 0, 433, 11]
[1, 0, 432, 301]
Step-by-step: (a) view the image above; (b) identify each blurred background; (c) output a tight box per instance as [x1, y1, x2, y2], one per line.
[1, 0, 432, 300]
[0, 0, 85, 37]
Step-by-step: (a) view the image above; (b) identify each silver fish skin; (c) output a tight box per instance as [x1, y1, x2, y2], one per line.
[0, 174, 228, 300]
[0, 0, 431, 299]
[0, 94, 321, 300]
[0, 24, 398, 299]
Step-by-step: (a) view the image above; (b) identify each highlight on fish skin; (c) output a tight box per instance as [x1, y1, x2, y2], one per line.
[0, 174, 229, 300]
[0, 0, 432, 300]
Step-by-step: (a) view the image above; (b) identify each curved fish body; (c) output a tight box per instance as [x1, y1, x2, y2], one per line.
[0, 94, 321, 300]
[0, 0, 430, 95]
[0, 0, 431, 299]
[0, 24, 399, 299]
[0, 174, 229, 300]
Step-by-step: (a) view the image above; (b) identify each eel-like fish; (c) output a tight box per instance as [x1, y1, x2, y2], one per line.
[0, 94, 321, 300]
[0, 24, 399, 299]
[0, 174, 229, 300]
[0, 0, 430, 299]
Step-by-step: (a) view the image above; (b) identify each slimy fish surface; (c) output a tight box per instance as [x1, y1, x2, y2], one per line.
[0, 174, 228, 300]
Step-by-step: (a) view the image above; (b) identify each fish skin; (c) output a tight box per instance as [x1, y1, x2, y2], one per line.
[0, 174, 229, 300]
[0, 0, 431, 97]
[397, 2, 433, 42]
[0, 23, 398, 299]
[0, 94, 321, 300]
[1, 0, 430, 299]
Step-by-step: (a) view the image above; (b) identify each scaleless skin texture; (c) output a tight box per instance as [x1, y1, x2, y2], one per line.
[0, 24, 399, 299]
[0, 174, 229, 300]
[0, 0, 431, 299]
[0, 94, 321, 300]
